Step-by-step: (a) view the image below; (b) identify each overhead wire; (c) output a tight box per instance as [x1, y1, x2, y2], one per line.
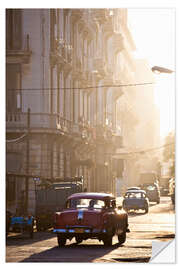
[6, 82, 154, 91]
[6, 133, 28, 143]
[107, 142, 175, 157]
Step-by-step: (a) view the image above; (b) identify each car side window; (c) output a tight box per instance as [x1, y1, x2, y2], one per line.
[111, 200, 116, 209]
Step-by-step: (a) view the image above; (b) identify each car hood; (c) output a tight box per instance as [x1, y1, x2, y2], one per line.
[60, 208, 103, 228]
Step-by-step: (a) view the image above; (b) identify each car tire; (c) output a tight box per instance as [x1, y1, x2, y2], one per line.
[156, 199, 160, 204]
[118, 231, 126, 245]
[123, 208, 129, 213]
[57, 236, 66, 247]
[75, 236, 83, 244]
[29, 230, 34, 239]
[103, 235, 113, 246]
[144, 206, 149, 214]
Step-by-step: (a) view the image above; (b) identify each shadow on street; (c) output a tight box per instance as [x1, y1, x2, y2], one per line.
[20, 242, 124, 262]
[6, 231, 55, 247]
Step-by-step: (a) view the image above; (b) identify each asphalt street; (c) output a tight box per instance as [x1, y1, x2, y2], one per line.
[6, 196, 175, 263]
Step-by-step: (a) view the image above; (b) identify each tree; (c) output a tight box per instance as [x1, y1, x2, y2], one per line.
[163, 132, 175, 176]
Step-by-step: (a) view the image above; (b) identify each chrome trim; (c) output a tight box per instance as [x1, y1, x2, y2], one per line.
[53, 229, 66, 233]
[69, 229, 75, 233]
[77, 210, 84, 220]
[54, 228, 106, 233]
[66, 225, 90, 228]
[92, 229, 101, 233]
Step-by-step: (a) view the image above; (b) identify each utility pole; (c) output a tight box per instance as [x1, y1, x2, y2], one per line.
[25, 108, 30, 215]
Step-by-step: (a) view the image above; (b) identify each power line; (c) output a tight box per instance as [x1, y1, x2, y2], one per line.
[6, 132, 174, 155]
[107, 142, 175, 157]
[6, 82, 154, 91]
[133, 142, 174, 154]
[6, 133, 28, 143]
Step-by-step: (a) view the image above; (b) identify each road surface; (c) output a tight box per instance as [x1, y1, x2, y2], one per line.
[6, 196, 175, 263]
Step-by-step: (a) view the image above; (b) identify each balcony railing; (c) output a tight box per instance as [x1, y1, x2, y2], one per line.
[71, 9, 83, 22]
[103, 16, 114, 34]
[50, 39, 73, 67]
[6, 34, 32, 64]
[93, 9, 110, 23]
[94, 58, 107, 77]
[6, 112, 94, 141]
[6, 112, 60, 131]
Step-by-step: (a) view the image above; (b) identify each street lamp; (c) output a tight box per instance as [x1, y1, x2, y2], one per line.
[151, 66, 174, 74]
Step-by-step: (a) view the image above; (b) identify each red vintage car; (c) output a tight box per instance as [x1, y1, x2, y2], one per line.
[53, 192, 129, 247]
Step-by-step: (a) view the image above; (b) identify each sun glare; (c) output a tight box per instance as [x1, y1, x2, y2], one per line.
[128, 9, 175, 139]
[154, 74, 175, 138]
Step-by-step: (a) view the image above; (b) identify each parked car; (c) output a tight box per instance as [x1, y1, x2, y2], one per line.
[169, 178, 175, 204]
[122, 190, 149, 213]
[53, 192, 129, 247]
[140, 183, 160, 204]
[9, 215, 34, 238]
[159, 176, 171, 196]
[6, 210, 12, 236]
[36, 177, 83, 230]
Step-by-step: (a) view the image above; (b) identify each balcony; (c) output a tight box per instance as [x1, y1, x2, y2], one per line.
[50, 39, 73, 70]
[6, 112, 71, 134]
[6, 34, 32, 64]
[6, 112, 95, 144]
[112, 135, 123, 148]
[71, 9, 83, 22]
[73, 58, 83, 79]
[94, 124, 114, 144]
[94, 58, 107, 78]
[93, 9, 111, 23]
[103, 16, 114, 34]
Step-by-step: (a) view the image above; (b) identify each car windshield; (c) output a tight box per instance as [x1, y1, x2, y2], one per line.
[147, 185, 156, 191]
[66, 198, 106, 209]
[125, 192, 145, 199]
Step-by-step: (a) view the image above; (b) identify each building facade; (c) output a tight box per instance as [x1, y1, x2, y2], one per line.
[6, 8, 160, 214]
[6, 9, 127, 214]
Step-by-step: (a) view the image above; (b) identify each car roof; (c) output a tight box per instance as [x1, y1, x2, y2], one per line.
[127, 187, 140, 190]
[67, 192, 115, 200]
[126, 190, 146, 194]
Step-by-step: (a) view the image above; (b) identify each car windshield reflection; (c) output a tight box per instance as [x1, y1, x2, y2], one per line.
[125, 192, 145, 199]
[66, 198, 106, 209]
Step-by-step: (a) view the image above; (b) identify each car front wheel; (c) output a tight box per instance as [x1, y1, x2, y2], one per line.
[144, 206, 149, 214]
[156, 199, 160, 204]
[57, 235, 66, 247]
[75, 236, 83, 244]
[103, 235, 112, 246]
[118, 231, 126, 245]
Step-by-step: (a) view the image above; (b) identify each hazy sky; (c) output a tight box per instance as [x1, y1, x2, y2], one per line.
[128, 8, 175, 138]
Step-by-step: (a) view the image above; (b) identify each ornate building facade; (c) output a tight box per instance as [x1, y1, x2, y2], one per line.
[6, 8, 159, 214]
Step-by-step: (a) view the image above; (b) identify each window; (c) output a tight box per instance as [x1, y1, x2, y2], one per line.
[66, 198, 106, 209]
[6, 64, 22, 113]
[6, 176, 16, 202]
[6, 9, 22, 50]
[126, 192, 144, 199]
